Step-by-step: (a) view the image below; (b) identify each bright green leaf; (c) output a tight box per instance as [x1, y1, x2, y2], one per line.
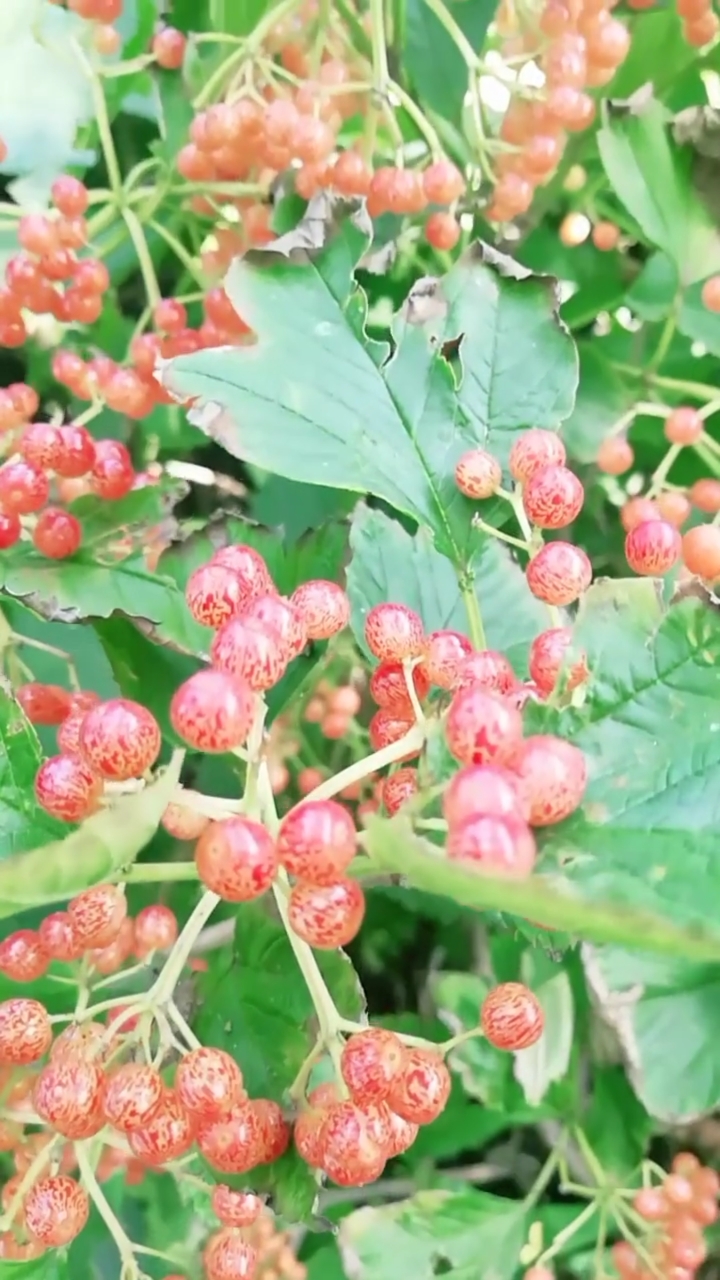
[0, 685, 66, 859]
[513, 957, 574, 1107]
[583, 1065, 652, 1176]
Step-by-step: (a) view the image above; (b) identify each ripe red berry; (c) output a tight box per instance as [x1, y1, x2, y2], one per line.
[277, 799, 357, 884]
[528, 627, 588, 697]
[421, 630, 473, 689]
[212, 543, 274, 599]
[320, 1100, 386, 1186]
[185, 562, 249, 628]
[341, 1029, 405, 1104]
[51, 176, 89, 218]
[161, 801, 210, 840]
[54, 423, 96, 477]
[481, 981, 544, 1049]
[68, 883, 127, 948]
[242, 593, 307, 663]
[387, 1047, 451, 1124]
[33, 1056, 105, 1138]
[513, 734, 587, 826]
[153, 298, 187, 333]
[369, 659, 430, 711]
[509, 429, 566, 484]
[0, 511, 20, 549]
[16, 682, 71, 725]
[456, 649, 517, 696]
[526, 542, 592, 605]
[251, 1096, 290, 1162]
[368, 709, 416, 752]
[423, 159, 465, 203]
[0, 930, 49, 982]
[523, 464, 584, 528]
[91, 439, 135, 500]
[211, 1186, 262, 1228]
[291, 579, 351, 639]
[625, 519, 681, 576]
[682, 524, 720, 580]
[664, 406, 703, 445]
[288, 878, 365, 948]
[102, 1063, 164, 1132]
[196, 1101, 264, 1173]
[32, 508, 82, 559]
[203, 1229, 257, 1280]
[0, 460, 48, 514]
[445, 686, 523, 766]
[20, 422, 64, 470]
[195, 817, 278, 901]
[447, 811, 537, 875]
[364, 603, 424, 662]
[127, 1089, 195, 1165]
[170, 669, 255, 753]
[0, 998, 52, 1064]
[425, 212, 461, 250]
[443, 763, 529, 825]
[79, 698, 161, 780]
[24, 1175, 89, 1247]
[133, 904, 178, 957]
[153, 25, 187, 69]
[34, 754, 102, 823]
[210, 617, 287, 691]
[597, 436, 633, 475]
[39, 912, 83, 962]
[382, 767, 419, 814]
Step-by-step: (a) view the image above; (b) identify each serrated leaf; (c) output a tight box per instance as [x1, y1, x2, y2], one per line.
[347, 504, 547, 674]
[0, 750, 183, 917]
[0, 685, 67, 859]
[161, 213, 577, 573]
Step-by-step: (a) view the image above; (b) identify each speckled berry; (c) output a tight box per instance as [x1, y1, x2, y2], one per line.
[24, 1175, 89, 1247]
[210, 616, 287, 691]
[443, 764, 529, 826]
[447, 811, 536, 875]
[133, 904, 178, 957]
[203, 1228, 257, 1280]
[102, 1063, 164, 1132]
[523, 464, 584, 529]
[68, 883, 127, 948]
[211, 1186, 262, 1227]
[625, 519, 681, 576]
[528, 628, 588, 697]
[170, 669, 255, 753]
[34, 754, 102, 823]
[364, 603, 424, 662]
[513, 734, 587, 826]
[79, 698, 161, 781]
[320, 1100, 386, 1186]
[185, 562, 249, 628]
[369, 660, 430, 711]
[161, 802, 209, 841]
[32, 508, 82, 559]
[368, 709, 417, 753]
[196, 1101, 264, 1174]
[445, 686, 523, 766]
[277, 799, 357, 884]
[387, 1048, 451, 1124]
[382, 767, 419, 814]
[38, 912, 83, 963]
[421, 630, 473, 689]
[455, 449, 502, 499]
[127, 1089, 195, 1165]
[0, 998, 52, 1064]
[195, 817, 278, 901]
[33, 1056, 105, 1139]
[251, 1097, 290, 1162]
[176, 1047, 245, 1120]
[481, 982, 544, 1049]
[291, 579, 351, 639]
[242, 593, 307, 662]
[211, 543, 274, 598]
[288, 878, 365, 949]
[509, 429, 566, 484]
[0, 460, 49, 513]
[526, 542, 592, 605]
[0, 930, 49, 982]
[341, 1029, 405, 1104]
[456, 649, 517, 696]
[16, 682, 71, 725]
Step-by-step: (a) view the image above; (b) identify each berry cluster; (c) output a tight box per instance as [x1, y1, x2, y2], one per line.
[613, 1155, 719, 1279]
[674, 0, 719, 46]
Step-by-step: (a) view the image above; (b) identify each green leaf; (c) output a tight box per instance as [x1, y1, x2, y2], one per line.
[250, 475, 356, 542]
[0, 684, 67, 859]
[210, 0, 270, 35]
[584, 946, 720, 1121]
[161, 214, 577, 573]
[347, 504, 547, 674]
[338, 1189, 527, 1280]
[625, 252, 678, 322]
[597, 98, 720, 286]
[583, 1065, 652, 1176]
[513, 955, 574, 1107]
[93, 616, 202, 745]
[404, 0, 498, 126]
[194, 902, 365, 1219]
[0, 750, 183, 917]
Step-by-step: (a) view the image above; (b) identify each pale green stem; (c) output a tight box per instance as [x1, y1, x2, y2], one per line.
[75, 1143, 140, 1280]
[302, 723, 426, 804]
[122, 207, 161, 308]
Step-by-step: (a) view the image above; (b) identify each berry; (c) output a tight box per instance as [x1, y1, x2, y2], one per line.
[175, 1047, 245, 1120]
[664, 406, 703, 445]
[32, 508, 82, 559]
[526, 542, 592, 605]
[288, 878, 365, 948]
[621, 496, 658, 532]
[592, 221, 620, 251]
[0, 930, 49, 982]
[0, 460, 48, 513]
[509, 429, 566, 483]
[24, 1175, 89, 1247]
[277, 799, 357, 884]
[212, 544, 274, 598]
[161, 802, 210, 840]
[252, 1097, 290, 1161]
[425, 212, 461, 250]
[0, 998, 52, 1064]
[341, 1029, 405, 1104]
[656, 490, 691, 527]
[195, 817, 278, 901]
[196, 1101, 264, 1173]
[369, 660, 430, 711]
[39, 912, 82, 962]
[443, 763, 529, 825]
[55, 424, 95, 477]
[447, 811, 536, 875]
[203, 1229, 257, 1280]
[382, 767, 419, 814]
[91, 439, 135, 500]
[0, 511, 20, 549]
[52, 176, 89, 218]
[682, 524, 720, 580]
[597, 436, 634, 475]
[153, 25, 187, 69]
[170, 669, 255, 752]
[387, 1047, 451, 1124]
[20, 421, 64, 470]
[33, 1056, 105, 1138]
[445, 686, 523, 766]
[456, 649, 517, 696]
[320, 1100, 386, 1186]
[127, 1089, 195, 1165]
[290, 579, 351, 639]
[522, 464, 584, 528]
[133, 904, 178, 957]
[625, 519, 681, 576]
[79, 698, 160, 781]
[185, 562, 249, 628]
[481, 981, 544, 1049]
[421, 630, 473, 689]
[528, 628, 588, 696]
[513, 734, 587, 826]
[702, 275, 720, 312]
[68, 883, 127, 948]
[690, 478, 720, 513]
[243, 593, 307, 663]
[102, 1063, 164, 1132]
[16, 682, 71, 725]
[423, 159, 465, 202]
[210, 617, 287, 691]
[386, 1109, 419, 1156]
[34, 754, 102, 823]
[364, 603, 424, 662]
[211, 1186, 262, 1227]
[369, 709, 416, 752]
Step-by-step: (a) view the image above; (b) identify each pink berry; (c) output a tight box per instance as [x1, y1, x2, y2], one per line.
[456, 650, 517, 695]
[625, 519, 681, 575]
[32, 508, 82, 559]
[170, 669, 255, 752]
[288, 878, 365, 948]
[20, 422, 65, 470]
[446, 811, 536, 875]
[242, 593, 307, 662]
[210, 616, 287, 691]
[185, 562, 248, 628]
[382, 767, 419, 814]
[277, 799, 357, 884]
[445, 686, 523, 766]
[79, 699, 161, 781]
[664, 406, 703, 445]
[195, 817, 278, 901]
[211, 544, 274, 598]
[513, 734, 587, 826]
[35, 754, 102, 823]
[364, 603, 424, 662]
[290, 579, 351, 639]
[421, 630, 473, 689]
[522, 465, 584, 529]
[526, 542, 592, 605]
[528, 628, 588, 696]
[443, 763, 529, 825]
[454, 449, 502, 499]
[0, 460, 48, 514]
[0, 511, 20, 549]
[509, 429, 566, 484]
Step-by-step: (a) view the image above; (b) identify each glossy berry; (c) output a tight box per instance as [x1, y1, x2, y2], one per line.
[456, 649, 517, 696]
[443, 763, 529, 826]
[288, 878, 365, 948]
[196, 1101, 264, 1173]
[52, 176, 89, 217]
[33, 1056, 105, 1138]
[528, 628, 588, 697]
[423, 158, 465, 203]
[481, 982, 544, 1050]
[203, 1229, 257, 1280]
[68, 883, 127, 948]
[176, 1047, 245, 1120]
[597, 436, 634, 475]
[211, 1186, 262, 1228]
[341, 1029, 405, 1104]
[127, 1089, 195, 1165]
[513, 734, 587, 826]
[102, 1063, 164, 1132]
[212, 544, 274, 599]
[382, 767, 419, 814]
[277, 799, 357, 884]
[33, 508, 82, 559]
[251, 1096, 290, 1162]
[421, 630, 473, 689]
[195, 817, 278, 901]
[54, 424, 95, 477]
[625, 519, 681, 576]
[291, 579, 351, 639]
[0, 460, 48, 514]
[682, 524, 720, 580]
[425, 212, 461, 250]
[447, 811, 536, 875]
[701, 275, 720, 312]
[210, 617, 287, 691]
[0, 998, 52, 1064]
[369, 660, 430, 711]
[0, 930, 49, 982]
[523, 464, 584, 528]
[153, 25, 187, 69]
[24, 1175, 89, 1247]
[91, 439, 135, 500]
[509, 429, 566, 484]
[526, 542, 592, 605]
[364, 603, 424, 662]
[243, 593, 307, 663]
[320, 1100, 386, 1186]
[185, 562, 249, 628]
[133, 904, 178, 957]
[691, 478, 720, 513]
[20, 421, 64, 470]
[16, 682, 71, 725]
[79, 698, 161, 781]
[35, 754, 102, 823]
[369, 709, 416, 753]
[161, 801, 210, 841]
[387, 1047, 451, 1124]
[170, 669, 255, 753]
[0, 511, 20, 549]
[39, 912, 83, 962]
[664, 406, 703, 445]
[445, 686, 523, 766]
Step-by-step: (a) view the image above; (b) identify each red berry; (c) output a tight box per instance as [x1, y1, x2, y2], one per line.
[425, 212, 461, 250]
[288, 878, 365, 948]
[33, 508, 82, 559]
[656, 490, 691, 528]
[34, 754, 102, 823]
[0, 998, 52, 1064]
[364, 603, 424, 662]
[91, 439, 135, 500]
[0, 460, 48, 514]
[211, 1186, 262, 1228]
[161, 802, 210, 841]
[528, 628, 588, 696]
[456, 649, 517, 696]
[341, 1029, 405, 1104]
[369, 659, 430, 711]
[290, 579, 350, 639]
[170, 669, 255, 753]
[16, 682, 71, 725]
[20, 422, 64, 470]
[252, 1097, 290, 1162]
[387, 1047, 451, 1124]
[210, 617, 287, 691]
[153, 298, 187, 333]
[54, 424, 95, 477]
[33, 1056, 105, 1138]
[212, 544, 274, 598]
[445, 686, 523, 766]
[242, 593, 307, 663]
[682, 524, 720, 580]
[51, 176, 89, 218]
[368, 709, 416, 752]
[423, 159, 465, 203]
[382, 767, 419, 814]
[621, 496, 657, 533]
[175, 1049, 245, 1122]
[0, 511, 20, 549]
[133, 904, 178, 957]
[185, 562, 249, 629]
[597, 436, 634, 475]
[320, 1100, 386, 1186]
[691, 478, 720, 513]
[523, 464, 584, 528]
[196, 1102, 264, 1173]
[203, 1229, 257, 1280]
[277, 799, 357, 884]
[68, 883, 127, 948]
[526, 542, 592, 605]
[194, 818, 276, 902]
[509, 429, 566, 483]
[664, 406, 703, 445]
[481, 981, 544, 1049]
[24, 1175, 89, 1247]
[0, 930, 49, 982]
[443, 763, 529, 825]
[513, 734, 587, 826]
[79, 698, 161, 780]
[421, 630, 473, 689]
[387, 1109, 419, 1156]
[153, 25, 187, 69]
[102, 1063, 164, 1132]
[39, 912, 82, 962]
[625, 519, 681, 575]
[447, 811, 537, 875]
[127, 1089, 195, 1165]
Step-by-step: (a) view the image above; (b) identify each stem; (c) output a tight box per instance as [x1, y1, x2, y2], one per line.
[75, 1143, 139, 1280]
[472, 516, 530, 551]
[646, 442, 682, 499]
[122, 208, 161, 308]
[421, 0, 480, 68]
[388, 80, 442, 157]
[148, 219, 205, 286]
[693, 439, 720, 478]
[647, 309, 677, 374]
[369, 0, 390, 88]
[149, 891, 220, 1006]
[525, 1147, 561, 1210]
[441, 1025, 484, 1054]
[574, 1127, 606, 1186]
[536, 1199, 597, 1266]
[176, 787, 245, 818]
[402, 659, 426, 723]
[80, 48, 122, 195]
[167, 1000, 202, 1051]
[302, 724, 426, 804]
[112, 862, 200, 885]
[462, 584, 486, 649]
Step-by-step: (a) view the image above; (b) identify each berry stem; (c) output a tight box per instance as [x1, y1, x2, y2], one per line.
[122, 207, 161, 309]
[441, 1025, 485, 1054]
[472, 515, 530, 551]
[461, 584, 486, 650]
[421, 0, 480, 69]
[647, 309, 677, 374]
[75, 1142, 140, 1280]
[148, 890, 221, 1007]
[402, 659, 426, 722]
[300, 723, 426, 804]
[388, 79, 443, 158]
[77, 44, 123, 196]
[524, 1146, 562, 1208]
[175, 787, 245, 818]
[574, 1127, 606, 1186]
[148, 219, 205, 287]
[534, 1198, 597, 1267]
[693, 438, 720, 478]
[167, 999, 202, 1051]
[646, 442, 682, 499]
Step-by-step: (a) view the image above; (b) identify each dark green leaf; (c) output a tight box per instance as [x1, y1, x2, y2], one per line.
[93, 616, 202, 744]
[583, 1065, 652, 1176]
[250, 476, 356, 542]
[0, 685, 66, 859]
[404, 0, 498, 126]
[626, 252, 678, 322]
